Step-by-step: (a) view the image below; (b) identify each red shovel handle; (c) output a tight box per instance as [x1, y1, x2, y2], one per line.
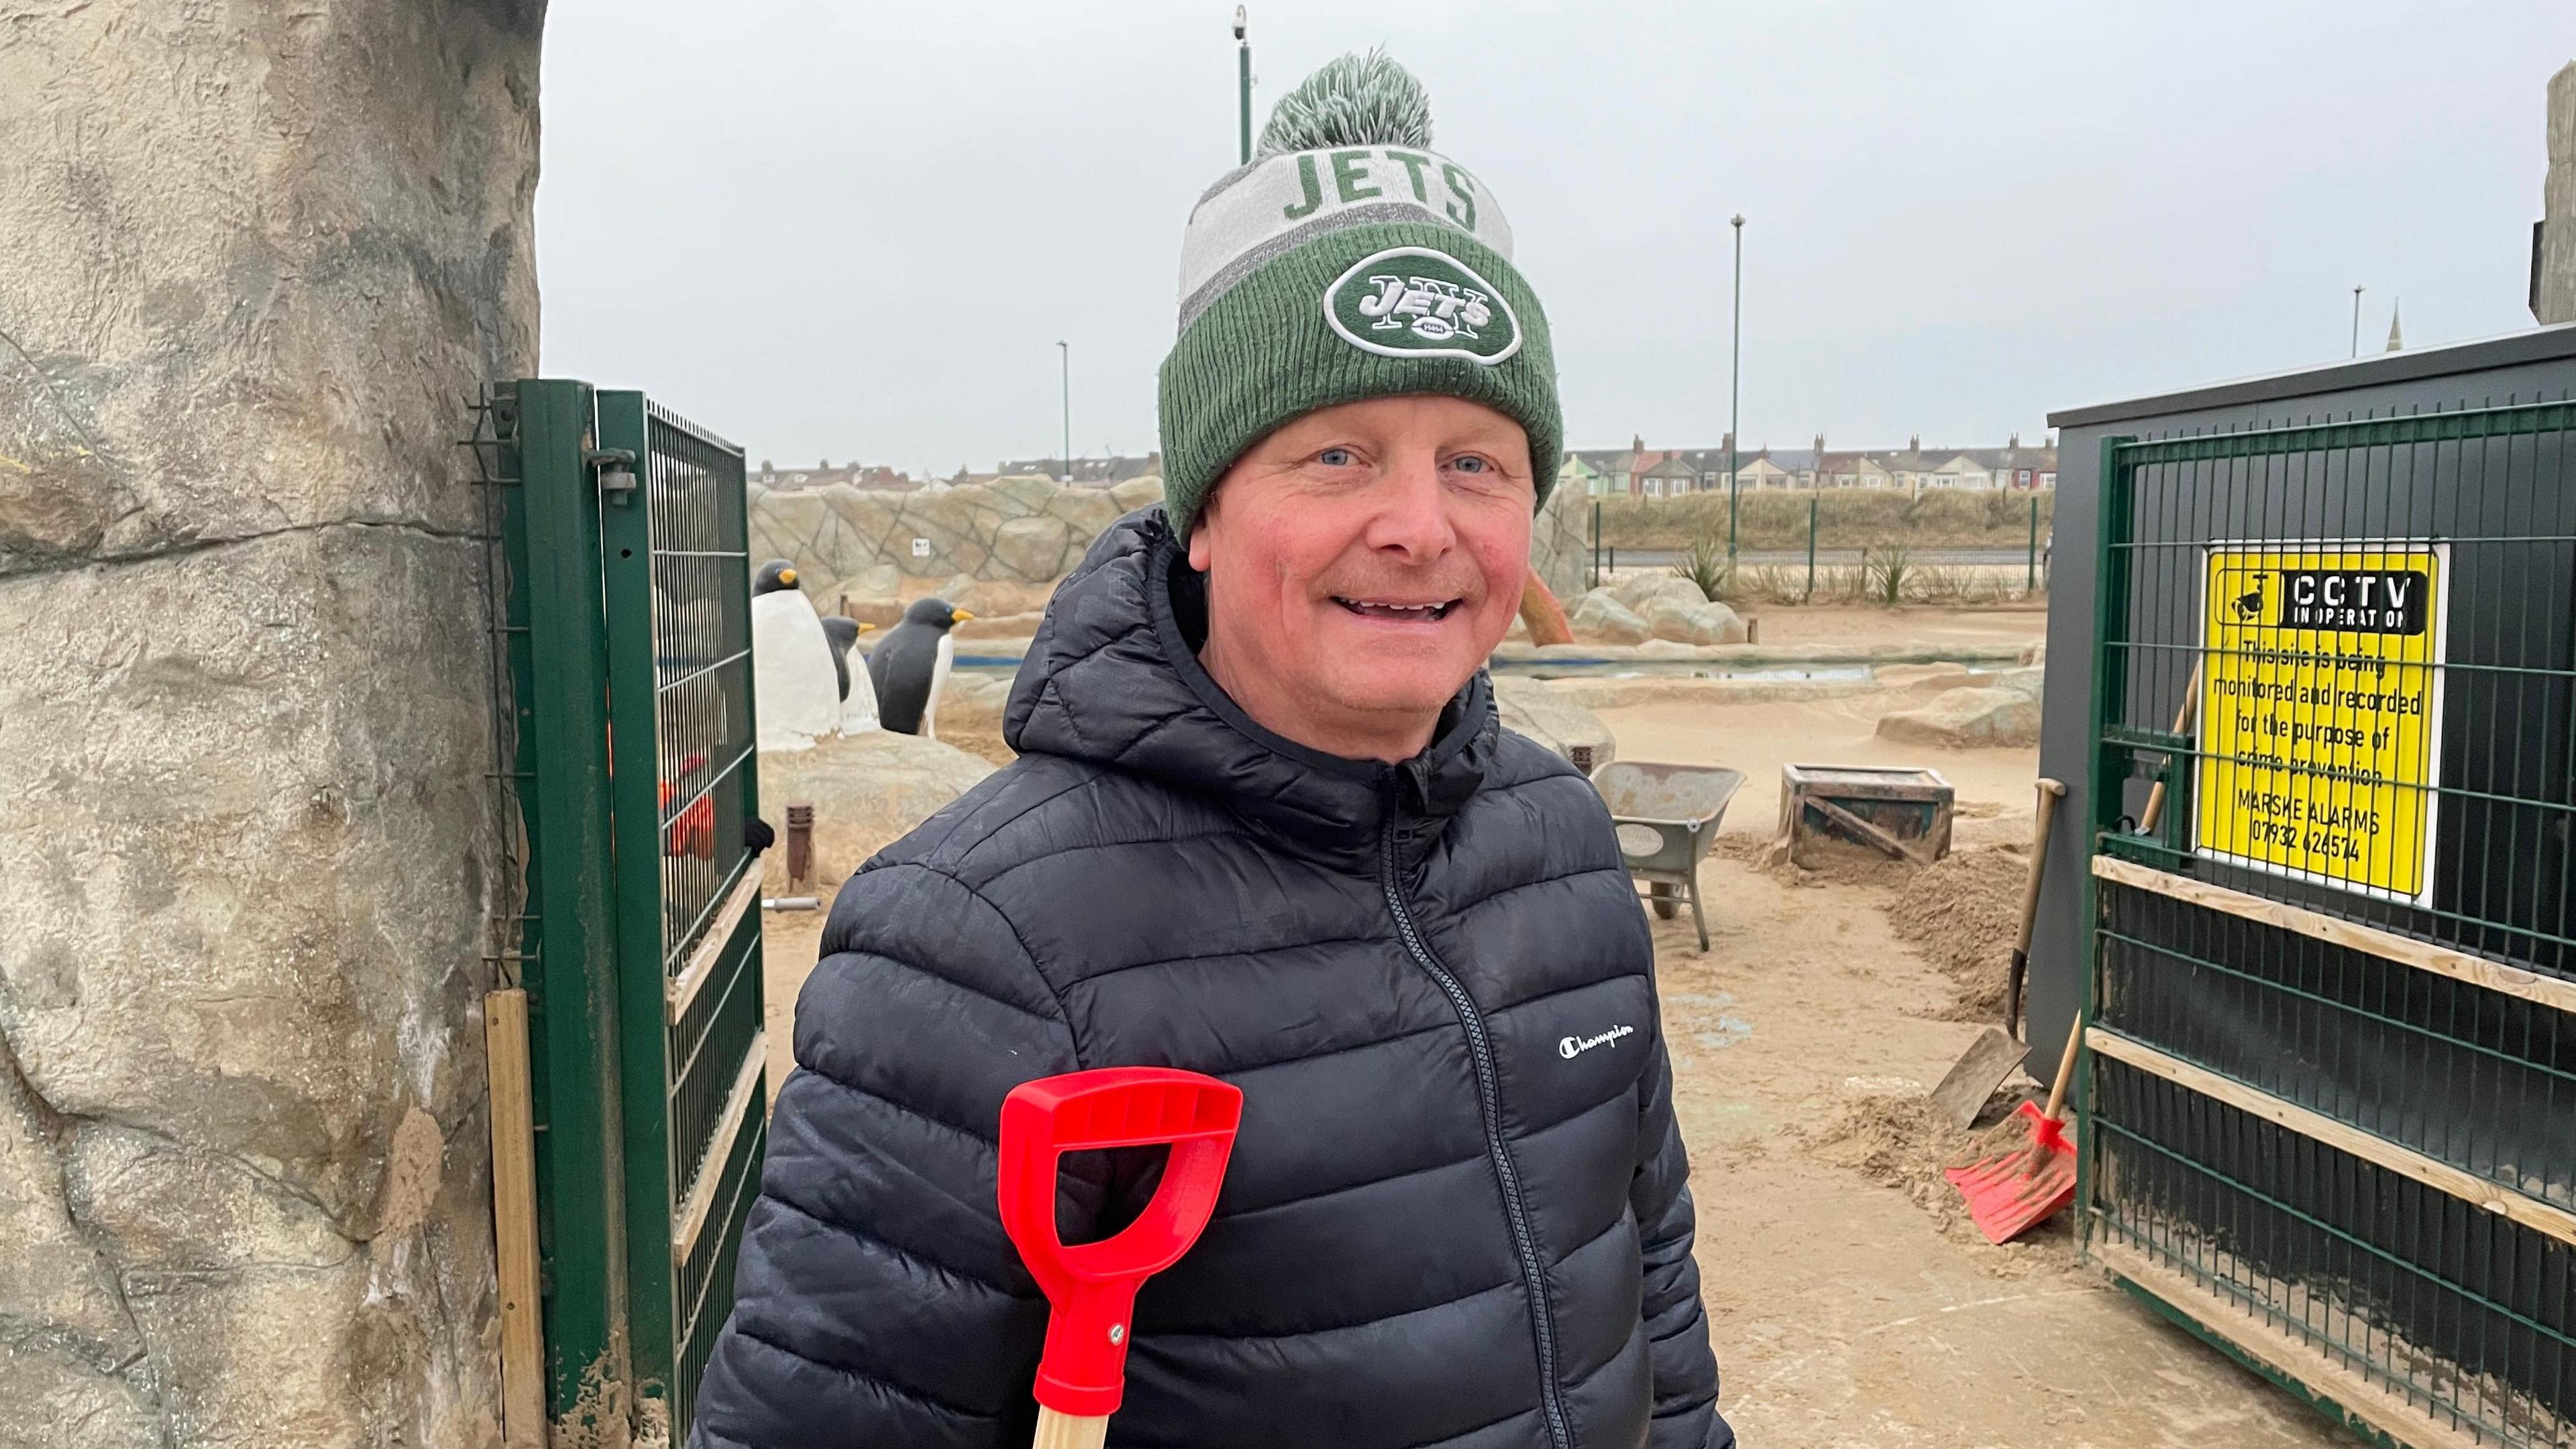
[998, 1068, 1242, 1418]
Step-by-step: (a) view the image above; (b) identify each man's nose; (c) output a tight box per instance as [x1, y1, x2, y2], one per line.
[1364, 448, 1457, 560]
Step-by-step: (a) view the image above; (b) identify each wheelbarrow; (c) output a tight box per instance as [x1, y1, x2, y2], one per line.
[1591, 761, 1746, 952]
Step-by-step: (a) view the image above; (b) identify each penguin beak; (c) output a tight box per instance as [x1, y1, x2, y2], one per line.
[778, 568, 798, 586]
[951, 609, 975, 622]
[857, 622, 875, 633]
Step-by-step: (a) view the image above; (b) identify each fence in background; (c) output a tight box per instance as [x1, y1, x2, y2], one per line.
[1586, 490, 2050, 603]
[2080, 400, 2576, 1448]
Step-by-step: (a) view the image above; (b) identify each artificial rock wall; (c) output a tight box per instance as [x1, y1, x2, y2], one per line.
[2542, 60, 2576, 326]
[0, 3, 543, 1446]
[747, 470, 1592, 612]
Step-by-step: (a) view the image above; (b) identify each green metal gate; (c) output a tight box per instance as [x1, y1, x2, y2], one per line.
[2080, 402, 2576, 1448]
[473, 379, 769, 1445]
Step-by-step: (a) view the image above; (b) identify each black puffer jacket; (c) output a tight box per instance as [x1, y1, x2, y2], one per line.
[696, 510, 1727, 1449]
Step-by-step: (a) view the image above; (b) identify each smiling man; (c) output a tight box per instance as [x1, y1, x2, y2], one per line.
[698, 52, 1728, 1449]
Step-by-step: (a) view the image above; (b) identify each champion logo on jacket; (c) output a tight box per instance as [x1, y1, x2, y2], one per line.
[1559, 1024, 1636, 1059]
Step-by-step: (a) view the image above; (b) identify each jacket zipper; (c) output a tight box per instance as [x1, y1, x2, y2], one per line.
[1379, 816, 1576, 1449]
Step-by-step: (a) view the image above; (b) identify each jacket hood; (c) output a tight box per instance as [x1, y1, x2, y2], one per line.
[1003, 507, 1497, 862]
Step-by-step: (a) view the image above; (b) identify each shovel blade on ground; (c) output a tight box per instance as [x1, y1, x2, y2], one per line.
[1943, 1102, 2076, 1244]
[1929, 1026, 2025, 1130]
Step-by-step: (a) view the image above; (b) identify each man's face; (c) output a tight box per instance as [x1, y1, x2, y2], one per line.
[1187, 394, 1535, 759]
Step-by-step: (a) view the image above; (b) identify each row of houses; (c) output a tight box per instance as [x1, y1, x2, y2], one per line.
[753, 459, 919, 490]
[756, 433, 2057, 499]
[1564, 433, 2057, 498]
[753, 453, 1165, 492]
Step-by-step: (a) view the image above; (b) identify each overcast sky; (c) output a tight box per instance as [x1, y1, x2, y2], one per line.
[537, 2, 2575, 474]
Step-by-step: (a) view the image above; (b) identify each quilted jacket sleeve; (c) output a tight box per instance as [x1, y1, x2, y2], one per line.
[1633, 1028, 1733, 1449]
[693, 859, 1093, 1449]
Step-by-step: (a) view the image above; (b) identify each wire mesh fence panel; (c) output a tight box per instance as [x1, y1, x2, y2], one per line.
[2082, 397, 2576, 1449]
[643, 398, 757, 973]
[598, 390, 767, 1446]
[2098, 875, 2576, 1214]
[2094, 402, 2576, 973]
[494, 381, 766, 1447]
[2091, 1059, 2576, 1446]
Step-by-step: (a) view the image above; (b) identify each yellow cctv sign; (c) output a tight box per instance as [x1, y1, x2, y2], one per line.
[2193, 543, 2447, 904]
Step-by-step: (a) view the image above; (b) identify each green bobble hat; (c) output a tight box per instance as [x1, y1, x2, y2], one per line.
[1157, 52, 1561, 539]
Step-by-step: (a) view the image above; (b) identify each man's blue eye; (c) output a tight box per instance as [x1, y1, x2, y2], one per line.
[1318, 447, 1354, 467]
[1453, 455, 1488, 474]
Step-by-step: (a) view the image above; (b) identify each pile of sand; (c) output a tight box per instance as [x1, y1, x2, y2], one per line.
[1886, 845, 2029, 1023]
[1802, 1089, 2074, 1264]
[1715, 829, 1918, 890]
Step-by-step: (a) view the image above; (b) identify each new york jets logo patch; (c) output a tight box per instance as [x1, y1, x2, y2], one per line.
[1323, 246, 1522, 365]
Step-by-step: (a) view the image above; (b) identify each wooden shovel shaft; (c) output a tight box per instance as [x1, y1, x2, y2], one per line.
[2012, 780, 2068, 957]
[2137, 662, 2202, 837]
[1035, 1407, 1110, 1449]
[2041, 994, 2086, 1124]
[2033, 666, 2202, 1126]
[2004, 779, 2068, 1040]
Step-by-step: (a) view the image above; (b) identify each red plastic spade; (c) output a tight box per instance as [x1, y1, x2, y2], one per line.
[998, 1067, 1242, 1449]
[1944, 1012, 2082, 1244]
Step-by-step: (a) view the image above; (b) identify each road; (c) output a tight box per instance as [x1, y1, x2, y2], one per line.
[1598, 547, 2039, 570]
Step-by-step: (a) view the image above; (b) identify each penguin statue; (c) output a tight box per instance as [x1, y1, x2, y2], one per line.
[751, 559, 799, 598]
[818, 615, 880, 735]
[748, 558, 841, 750]
[869, 596, 973, 738]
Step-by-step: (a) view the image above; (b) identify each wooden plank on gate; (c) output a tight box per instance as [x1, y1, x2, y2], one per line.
[669, 867, 767, 1024]
[484, 989, 547, 1446]
[2087, 1026, 2576, 1250]
[2091, 854, 2576, 1017]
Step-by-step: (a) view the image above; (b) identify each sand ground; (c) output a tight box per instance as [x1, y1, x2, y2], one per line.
[757, 601, 2355, 1446]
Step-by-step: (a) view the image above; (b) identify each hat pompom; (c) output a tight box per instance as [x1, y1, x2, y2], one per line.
[1255, 50, 1433, 156]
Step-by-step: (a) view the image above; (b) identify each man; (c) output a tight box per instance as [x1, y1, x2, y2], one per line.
[698, 52, 1727, 1449]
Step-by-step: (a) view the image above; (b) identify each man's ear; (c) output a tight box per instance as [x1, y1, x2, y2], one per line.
[1186, 506, 1215, 572]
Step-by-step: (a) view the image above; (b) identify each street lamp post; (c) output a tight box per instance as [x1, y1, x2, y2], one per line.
[1234, 7, 1252, 165]
[2351, 286, 2364, 359]
[1057, 341, 1071, 484]
[1728, 213, 1745, 568]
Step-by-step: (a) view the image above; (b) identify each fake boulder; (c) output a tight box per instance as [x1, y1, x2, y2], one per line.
[1644, 597, 1749, 645]
[1612, 573, 1711, 614]
[1875, 686, 2043, 749]
[1494, 678, 1617, 771]
[1569, 590, 1650, 645]
[759, 730, 998, 892]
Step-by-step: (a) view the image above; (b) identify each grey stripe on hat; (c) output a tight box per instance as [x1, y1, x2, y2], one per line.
[1174, 146, 1513, 327]
[1177, 201, 1472, 332]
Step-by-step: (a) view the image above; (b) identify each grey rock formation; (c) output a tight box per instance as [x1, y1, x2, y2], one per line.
[751, 470, 1594, 610]
[1642, 597, 1750, 646]
[1493, 678, 1617, 770]
[1876, 685, 2044, 749]
[758, 732, 998, 892]
[1525, 482, 1589, 604]
[0, 2, 540, 1444]
[749, 476, 1096, 601]
[1611, 573, 1711, 614]
[1568, 590, 1650, 644]
[2541, 61, 2576, 326]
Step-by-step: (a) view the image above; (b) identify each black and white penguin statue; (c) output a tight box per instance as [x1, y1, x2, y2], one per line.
[818, 615, 861, 700]
[869, 596, 973, 738]
[749, 557, 843, 749]
[818, 615, 880, 734]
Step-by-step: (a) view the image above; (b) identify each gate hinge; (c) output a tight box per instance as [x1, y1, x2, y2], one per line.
[585, 447, 639, 503]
